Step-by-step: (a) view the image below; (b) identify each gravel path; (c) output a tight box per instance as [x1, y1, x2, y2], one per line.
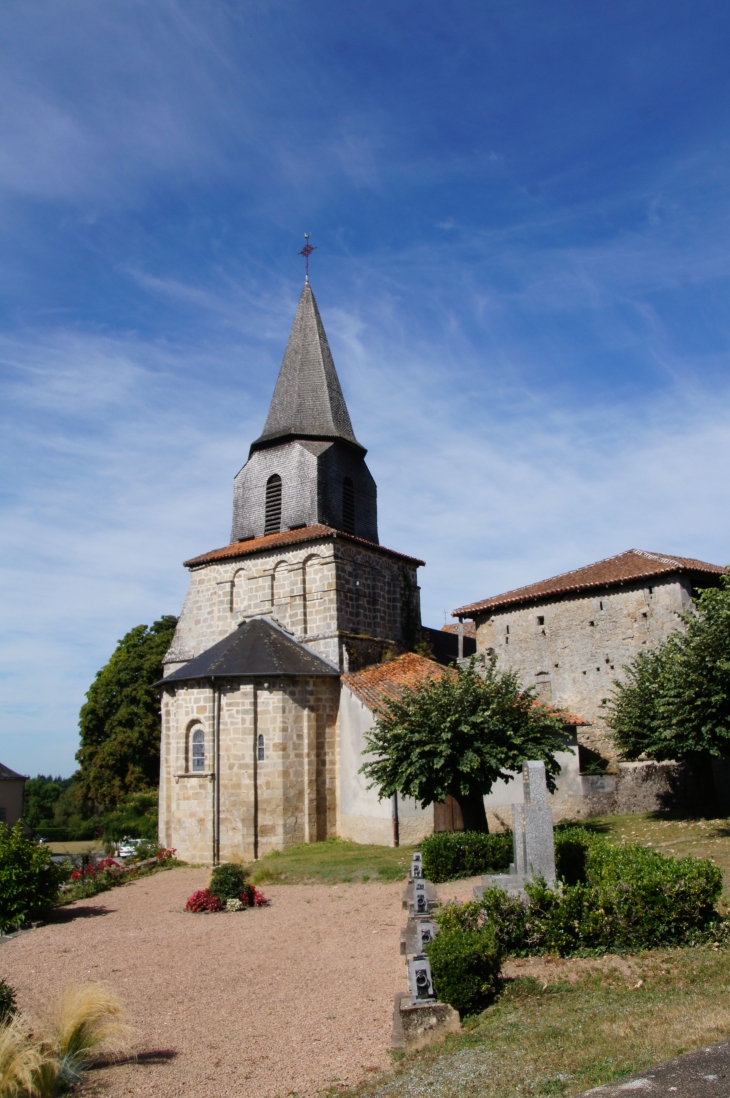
[1, 867, 413, 1098]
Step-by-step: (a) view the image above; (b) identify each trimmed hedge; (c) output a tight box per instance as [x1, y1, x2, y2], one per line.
[439, 827, 724, 957]
[421, 830, 513, 883]
[426, 922, 502, 1015]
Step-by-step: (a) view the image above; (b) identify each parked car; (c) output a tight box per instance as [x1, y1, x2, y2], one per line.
[117, 838, 141, 858]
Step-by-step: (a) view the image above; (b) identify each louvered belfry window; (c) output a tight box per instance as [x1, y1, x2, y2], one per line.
[264, 474, 282, 535]
[342, 477, 355, 534]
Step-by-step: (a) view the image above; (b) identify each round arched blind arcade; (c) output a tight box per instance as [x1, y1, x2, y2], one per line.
[342, 477, 355, 534]
[264, 474, 282, 535]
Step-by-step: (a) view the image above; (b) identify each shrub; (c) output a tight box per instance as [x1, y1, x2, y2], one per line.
[209, 863, 249, 902]
[244, 885, 269, 907]
[463, 827, 724, 956]
[186, 889, 224, 913]
[0, 823, 69, 931]
[0, 980, 17, 1023]
[426, 922, 502, 1015]
[421, 830, 513, 883]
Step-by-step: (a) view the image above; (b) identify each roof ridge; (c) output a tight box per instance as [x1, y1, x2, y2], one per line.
[183, 524, 425, 569]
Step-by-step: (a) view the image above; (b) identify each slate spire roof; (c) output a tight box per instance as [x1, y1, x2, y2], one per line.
[250, 282, 363, 455]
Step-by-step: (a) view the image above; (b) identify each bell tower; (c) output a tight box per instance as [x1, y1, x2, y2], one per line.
[230, 282, 378, 544]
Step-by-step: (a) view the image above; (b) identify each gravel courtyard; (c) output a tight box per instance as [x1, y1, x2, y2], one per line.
[0, 867, 432, 1098]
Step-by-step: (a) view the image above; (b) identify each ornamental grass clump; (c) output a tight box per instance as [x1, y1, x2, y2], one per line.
[36, 983, 134, 1093]
[0, 1014, 50, 1098]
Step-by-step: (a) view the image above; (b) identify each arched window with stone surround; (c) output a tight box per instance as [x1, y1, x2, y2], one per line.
[264, 474, 282, 535]
[342, 476, 355, 534]
[191, 727, 205, 772]
[257, 734, 265, 761]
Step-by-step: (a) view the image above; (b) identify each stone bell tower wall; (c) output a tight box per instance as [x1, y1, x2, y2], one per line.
[163, 534, 422, 676]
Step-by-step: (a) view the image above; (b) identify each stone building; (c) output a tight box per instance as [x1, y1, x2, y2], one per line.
[159, 281, 426, 863]
[0, 762, 27, 827]
[453, 549, 727, 770]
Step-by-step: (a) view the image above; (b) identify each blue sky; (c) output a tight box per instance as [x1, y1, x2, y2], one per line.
[3, 0, 730, 776]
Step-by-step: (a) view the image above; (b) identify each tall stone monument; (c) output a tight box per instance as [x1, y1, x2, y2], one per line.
[474, 760, 556, 899]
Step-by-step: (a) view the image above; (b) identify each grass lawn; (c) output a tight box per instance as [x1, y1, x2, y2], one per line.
[248, 837, 417, 884]
[46, 839, 106, 855]
[337, 945, 730, 1098]
[245, 812, 730, 889]
[585, 812, 730, 896]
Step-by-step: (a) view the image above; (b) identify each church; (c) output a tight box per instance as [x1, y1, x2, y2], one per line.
[158, 278, 726, 864]
[158, 280, 441, 863]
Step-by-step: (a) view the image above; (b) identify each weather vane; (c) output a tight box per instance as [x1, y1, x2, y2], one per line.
[299, 233, 316, 282]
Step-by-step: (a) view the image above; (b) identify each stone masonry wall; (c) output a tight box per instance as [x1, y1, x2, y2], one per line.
[472, 576, 695, 763]
[159, 675, 340, 863]
[164, 536, 421, 675]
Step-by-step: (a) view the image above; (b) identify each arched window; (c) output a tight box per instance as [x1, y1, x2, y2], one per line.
[191, 727, 205, 772]
[257, 734, 265, 761]
[264, 474, 282, 535]
[342, 477, 355, 534]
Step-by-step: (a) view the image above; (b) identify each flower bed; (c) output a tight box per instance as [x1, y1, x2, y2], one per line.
[59, 847, 178, 904]
[185, 864, 269, 913]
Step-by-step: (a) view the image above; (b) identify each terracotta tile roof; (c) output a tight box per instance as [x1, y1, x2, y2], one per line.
[184, 524, 425, 569]
[454, 549, 728, 617]
[342, 652, 588, 726]
[342, 652, 448, 712]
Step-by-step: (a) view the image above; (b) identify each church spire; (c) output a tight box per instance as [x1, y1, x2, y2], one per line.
[250, 282, 364, 455]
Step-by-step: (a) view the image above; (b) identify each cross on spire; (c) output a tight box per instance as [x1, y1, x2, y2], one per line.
[299, 233, 316, 282]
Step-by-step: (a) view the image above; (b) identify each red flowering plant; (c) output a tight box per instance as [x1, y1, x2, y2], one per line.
[185, 889, 224, 913]
[242, 886, 269, 907]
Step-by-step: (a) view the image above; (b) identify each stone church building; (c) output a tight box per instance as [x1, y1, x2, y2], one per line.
[158, 280, 726, 862]
[159, 282, 434, 863]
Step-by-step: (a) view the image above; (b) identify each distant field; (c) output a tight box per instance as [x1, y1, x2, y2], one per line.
[46, 839, 106, 854]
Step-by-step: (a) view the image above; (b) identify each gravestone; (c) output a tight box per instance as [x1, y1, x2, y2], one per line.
[410, 852, 423, 879]
[474, 760, 556, 899]
[407, 953, 436, 1004]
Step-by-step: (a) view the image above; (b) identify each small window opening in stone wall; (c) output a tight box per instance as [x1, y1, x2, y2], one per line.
[599, 601, 604, 610]
[191, 727, 205, 772]
[588, 620, 595, 627]
[506, 624, 510, 634]
[257, 734, 265, 761]
[537, 615, 544, 625]
[264, 474, 282, 535]
[342, 477, 355, 534]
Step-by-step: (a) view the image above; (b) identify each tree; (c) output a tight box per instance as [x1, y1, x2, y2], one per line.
[360, 655, 571, 832]
[76, 616, 178, 810]
[607, 575, 730, 814]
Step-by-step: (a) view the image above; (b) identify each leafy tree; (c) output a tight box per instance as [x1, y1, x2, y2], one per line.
[608, 576, 730, 813]
[101, 791, 159, 841]
[23, 775, 74, 829]
[360, 655, 571, 831]
[76, 616, 177, 810]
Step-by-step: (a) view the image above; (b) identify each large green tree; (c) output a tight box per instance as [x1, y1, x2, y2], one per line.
[76, 616, 177, 809]
[608, 576, 730, 813]
[360, 655, 571, 832]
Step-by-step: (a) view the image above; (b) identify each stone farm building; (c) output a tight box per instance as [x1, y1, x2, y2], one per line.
[159, 280, 726, 862]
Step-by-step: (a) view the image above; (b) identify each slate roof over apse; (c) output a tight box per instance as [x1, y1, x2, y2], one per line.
[250, 282, 363, 455]
[184, 524, 425, 569]
[342, 652, 448, 712]
[0, 762, 28, 780]
[160, 618, 340, 685]
[454, 550, 728, 617]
